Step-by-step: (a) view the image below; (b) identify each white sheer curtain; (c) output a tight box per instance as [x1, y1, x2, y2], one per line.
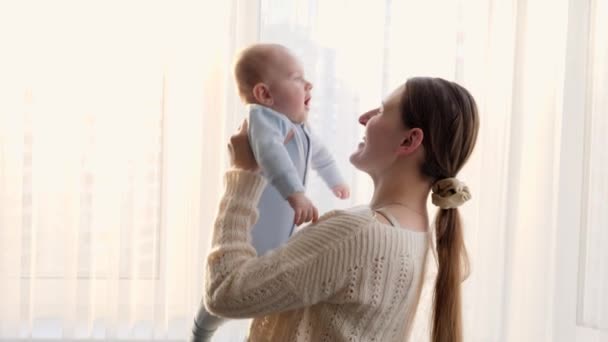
[0, 1, 237, 340]
[1, 0, 606, 341]
[565, 0, 608, 339]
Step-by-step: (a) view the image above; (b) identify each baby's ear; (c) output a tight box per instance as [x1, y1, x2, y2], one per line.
[252, 83, 273, 106]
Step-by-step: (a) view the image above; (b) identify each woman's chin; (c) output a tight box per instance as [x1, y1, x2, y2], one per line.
[349, 150, 364, 168]
[348, 153, 357, 165]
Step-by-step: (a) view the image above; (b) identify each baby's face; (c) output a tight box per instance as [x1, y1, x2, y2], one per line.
[265, 50, 313, 123]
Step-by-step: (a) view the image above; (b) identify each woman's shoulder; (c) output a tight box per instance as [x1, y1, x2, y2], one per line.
[289, 206, 375, 241]
[280, 206, 376, 260]
[284, 205, 428, 262]
[315, 206, 429, 255]
[316, 205, 374, 226]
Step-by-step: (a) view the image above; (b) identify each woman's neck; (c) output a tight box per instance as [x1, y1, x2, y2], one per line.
[369, 166, 432, 225]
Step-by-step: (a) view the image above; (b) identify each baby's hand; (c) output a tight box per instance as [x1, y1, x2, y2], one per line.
[332, 184, 351, 199]
[287, 192, 319, 226]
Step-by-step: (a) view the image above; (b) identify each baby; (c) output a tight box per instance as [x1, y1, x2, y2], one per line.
[190, 43, 349, 342]
[238, 43, 350, 225]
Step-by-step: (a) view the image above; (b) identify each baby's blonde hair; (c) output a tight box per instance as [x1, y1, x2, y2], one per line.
[233, 43, 289, 103]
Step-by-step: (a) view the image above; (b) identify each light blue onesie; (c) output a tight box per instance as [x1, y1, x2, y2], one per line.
[190, 104, 344, 341]
[247, 104, 345, 255]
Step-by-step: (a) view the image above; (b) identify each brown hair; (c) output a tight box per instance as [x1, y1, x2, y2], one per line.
[400, 77, 479, 342]
[233, 43, 288, 103]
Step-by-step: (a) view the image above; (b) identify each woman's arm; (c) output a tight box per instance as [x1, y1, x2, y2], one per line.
[204, 170, 369, 318]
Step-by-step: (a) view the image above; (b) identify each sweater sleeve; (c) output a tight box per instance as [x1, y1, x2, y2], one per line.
[204, 170, 369, 318]
[308, 130, 345, 188]
[248, 105, 305, 198]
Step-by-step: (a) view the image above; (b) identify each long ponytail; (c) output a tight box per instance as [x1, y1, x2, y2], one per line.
[432, 208, 469, 342]
[399, 77, 479, 342]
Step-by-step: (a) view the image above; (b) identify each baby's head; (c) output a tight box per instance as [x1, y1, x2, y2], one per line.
[234, 44, 313, 123]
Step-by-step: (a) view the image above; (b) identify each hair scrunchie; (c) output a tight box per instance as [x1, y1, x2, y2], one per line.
[431, 177, 471, 209]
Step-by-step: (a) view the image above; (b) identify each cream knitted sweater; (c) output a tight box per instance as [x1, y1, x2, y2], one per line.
[205, 171, 429, 341]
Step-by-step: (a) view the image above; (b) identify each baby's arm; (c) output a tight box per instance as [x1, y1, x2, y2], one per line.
[248, 106, 318, 224]
[308, 130, 350, 199]
[287, 192, 319, 225]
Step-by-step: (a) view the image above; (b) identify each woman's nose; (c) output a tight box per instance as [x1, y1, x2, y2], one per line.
[305, 81, 313, 91]
[358, 114, 369, 126]
[358, 108, 377, 126]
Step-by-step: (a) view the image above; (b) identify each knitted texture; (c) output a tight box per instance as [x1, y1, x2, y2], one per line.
[205, 170, 429, 341]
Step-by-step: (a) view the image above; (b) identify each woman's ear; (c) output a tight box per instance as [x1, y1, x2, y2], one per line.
[252, 83, 273, 106]
[397, 128, 424, 156]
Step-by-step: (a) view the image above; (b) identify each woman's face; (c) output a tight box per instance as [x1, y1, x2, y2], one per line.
[349, 85, 409, 175]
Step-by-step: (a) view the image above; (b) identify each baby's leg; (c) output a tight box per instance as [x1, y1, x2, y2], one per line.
[190, 305, 227, 342]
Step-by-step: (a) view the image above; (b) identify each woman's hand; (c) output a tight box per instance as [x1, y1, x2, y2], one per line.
[228, 120, 259, 172]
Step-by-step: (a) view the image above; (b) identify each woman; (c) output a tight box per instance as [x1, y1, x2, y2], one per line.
[204, 77, 479, 341]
